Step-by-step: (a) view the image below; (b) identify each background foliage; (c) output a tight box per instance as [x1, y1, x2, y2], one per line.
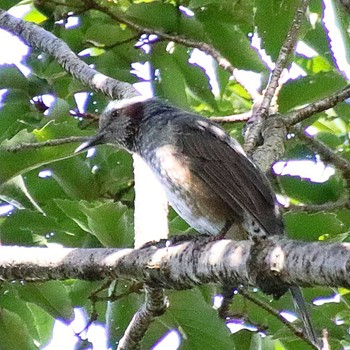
[0, 0, 350, 349]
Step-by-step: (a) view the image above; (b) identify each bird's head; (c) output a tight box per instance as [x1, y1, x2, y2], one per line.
[75, 95, 150, 153]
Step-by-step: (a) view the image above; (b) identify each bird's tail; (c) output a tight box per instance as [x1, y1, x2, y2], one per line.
[290, 286, 319, 349]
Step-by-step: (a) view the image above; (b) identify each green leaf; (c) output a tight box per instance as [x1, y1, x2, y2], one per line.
[143, 289, 235, 349]
[0, 64, 28, 90]
[2, 128, 37, 146]
[84, 24, 133, 47]
[69, 280, 106, 306]
[0, 204, 90, 246]
[169, 211, 192, 235]
[279, 173, 343, 205]
[0, 283, 39, 341]
[0, 209, 53, 245]
[93, 51, 139, 84]
[0, 99, 31, 142]
[230, 330, 253, 350]
[18, 281, 74, 322]
[23, 7, 47, 24]
[174, 48, 217, 110]
[151, 44, 189, 108]
[279, 71, 347, 112]
[285, 212, 345, 241]
[303, 20, 334, 65]
[126, 3, 179, 32]
[46, 98, 71, 120]
[54, 199, 134, 247]
[49, 156, 100, 200]
[107, 289, 144, 345]
[0, 121, 92, 184]
[254, 0, 300, 60]
[191, 2, 254, 31]
[27, 303, 55, 346]
[1, 0, 21, 10]
[91, 146, 134, 198]
[316, 132, 343, 148]
[0, 308, 37, 350]
[197, 10, 265, 71]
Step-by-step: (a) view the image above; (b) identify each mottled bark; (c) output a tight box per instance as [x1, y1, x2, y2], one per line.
[0, 238, 349, 295]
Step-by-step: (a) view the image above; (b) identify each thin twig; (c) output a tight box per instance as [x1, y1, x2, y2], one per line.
[294, 126, 350, 188]
[286, 198, 350, 213]
[117, 287, 167, 350]
[238, 288, 315, 348]
[244, 0, 309, 155]
[87, 35, 141, 49]
[83, 0, 236, 74]
[285, 84, 350, 126]
[210, 112, 251, 123]
[82, 0, 263, 99]
[0, 136, 90, 153]
[255, 0, 309, 120]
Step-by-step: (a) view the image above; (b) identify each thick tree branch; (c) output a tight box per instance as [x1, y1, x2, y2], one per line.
[252, 115, 287, 173]
[0, 9, 137, 100]
[0, 238, 350, 294]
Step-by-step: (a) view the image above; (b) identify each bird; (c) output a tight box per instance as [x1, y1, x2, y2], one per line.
[75, 95, 318, 347]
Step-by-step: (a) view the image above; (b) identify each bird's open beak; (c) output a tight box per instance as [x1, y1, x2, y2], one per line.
[74, 131, 106, 153]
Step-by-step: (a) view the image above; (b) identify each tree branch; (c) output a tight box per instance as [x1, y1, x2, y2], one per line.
[210, 112, 251, 123]
[286, 197, 350, 213]
[294, 125, 350, 188]
[285, 84, 350, 126]
[0, 9, 138, 100]
[83, 0, 264, 100]
[117, 287, 167, 350]
[256, 0, 309, 120]
[0, 238, 350, 294]
[244, 0, 309, 155]
[0, 12, 169, 348]
[238, 288, 311, 346]
[252, 115, 287, 173]
[0, 136, 90, 152]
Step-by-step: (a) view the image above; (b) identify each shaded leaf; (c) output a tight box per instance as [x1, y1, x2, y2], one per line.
[27, 303, 55, 346]
[0, 64, 28, 90]
[197, 10, 265, 71]
[143, 289, 235, 349]
[0, 308, 37, 350]
[55, 199, 134, 247]
[285, 212, 345, 241]
[279, 173, 343, 205]
[18, 281, 74, 322]
[151, 44, 189, 108]
[254, 0, 300, 60]
[279, 72, 347, 112]
[0, 121, 92, 184]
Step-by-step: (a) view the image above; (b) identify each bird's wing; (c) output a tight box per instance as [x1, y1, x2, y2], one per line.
[178, 119, 283, 236]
